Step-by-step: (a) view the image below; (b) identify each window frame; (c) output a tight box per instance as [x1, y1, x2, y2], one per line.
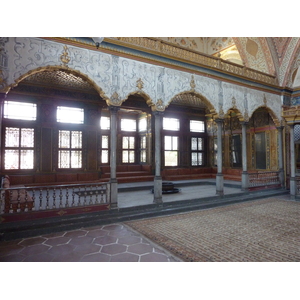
[3, 126, 35, 170]
[57, 129, 83, 169]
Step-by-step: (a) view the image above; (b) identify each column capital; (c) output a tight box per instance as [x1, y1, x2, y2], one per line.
[108, 105, 120, 114]
[152, 110, 164, 117]
[276, 126, 284, 131]
[214, 118, 224, 124]
[240, 121, 249, 126]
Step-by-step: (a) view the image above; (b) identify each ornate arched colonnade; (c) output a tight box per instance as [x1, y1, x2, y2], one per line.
[0, 37, 287, 206]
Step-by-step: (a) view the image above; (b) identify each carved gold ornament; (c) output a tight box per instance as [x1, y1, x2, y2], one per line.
[60, 45, 71, 66]
[232, 97, 237, 109]
[190, 75, 196, 91]
[155, 99, 165, 111]
[136, 78, 144, 89]
[263, 94, 267, 106]
[110, 91, 122, 106]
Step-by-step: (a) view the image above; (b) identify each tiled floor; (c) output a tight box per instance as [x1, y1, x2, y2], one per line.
[0, 223, 181, 262]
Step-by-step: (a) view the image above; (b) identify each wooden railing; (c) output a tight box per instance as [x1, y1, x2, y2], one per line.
[0, 182, 110, 215]
[248, 171, 280, 189]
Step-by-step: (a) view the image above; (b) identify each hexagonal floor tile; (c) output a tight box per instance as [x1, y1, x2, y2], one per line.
[140, 253, 171, 262]
[19, 237, 47, 246]
[44, 236, 71, 246]
[80, 252, 111, 262]
[68, 236, 94, 246]
[127, 243, 154, 255]
[94, 235, 118, 245]
[19, 244, 51, 256]
[101, 243, 127, 255]
[23, 252, 54, 262]
[47, 244, 76, 256]
[74, 244, 101, 256]
[110, 252, 140, 262]
[118, 236, 141, 245]
[86, 229, 108, 238]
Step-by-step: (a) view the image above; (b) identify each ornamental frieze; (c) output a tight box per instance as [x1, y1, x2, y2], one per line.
[0, 37, 282, 124]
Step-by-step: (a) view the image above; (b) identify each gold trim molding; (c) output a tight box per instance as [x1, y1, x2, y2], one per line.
[282, 105, 300, 124]
[108, 37, 277, 86]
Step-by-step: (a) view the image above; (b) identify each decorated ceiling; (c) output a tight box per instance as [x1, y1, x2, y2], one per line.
[142, 37, 300, 88]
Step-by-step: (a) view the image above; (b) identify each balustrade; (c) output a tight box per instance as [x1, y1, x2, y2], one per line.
[0, 182, 110, 214]
[248, 171, 280, 188]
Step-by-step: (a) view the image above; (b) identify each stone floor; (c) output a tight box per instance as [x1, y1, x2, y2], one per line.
[0, 223, 181, 262]
[0, 181, 295, 263]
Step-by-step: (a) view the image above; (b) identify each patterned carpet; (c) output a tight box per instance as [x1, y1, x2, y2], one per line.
[125, 198, 300, 262]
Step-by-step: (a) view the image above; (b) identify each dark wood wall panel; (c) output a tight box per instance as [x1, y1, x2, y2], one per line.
[41, 128, 52, 172]
[87, 130, 97, 170]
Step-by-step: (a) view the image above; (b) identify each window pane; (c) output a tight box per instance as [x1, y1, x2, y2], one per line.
[100, 117, 110, 130]
[4, 101, 37, 120]
[101, 150, 109, 163]
[164, 136, 172, 150]
[102, 135, 109, 148]
[198, 153, 203, 165]
[58, 150, 70, 168]
[163, 118, 179, 131]
[165, 151, 178, 166]
[71, 131, 82, 149]
[71, 150, 82, 168]
[20, 150, 34, 169]
[122, 150, 129, 163]
[190, 120, 205, 132]
[21, 128, 34, 147]
[122, 137, 129, 149]
[191, 137, 197, 150]
[198, 138, 203, 150]
[59, 130, 70, 148]
[57, 106, 84, 124]
[129, 137, 135, 149]
[172, 136, 178, 150]
[191, 152, 198, 166]
[5, 128, 19, 147]
[4, 150, 19, 169]
[121, 119, 136, 132]
[139, 118, 147, 132]
[129, 151, 135, 163]
[141, 150, 146, 163]
[141, 136, 146, 148]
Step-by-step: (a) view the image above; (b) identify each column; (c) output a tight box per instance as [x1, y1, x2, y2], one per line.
[276, 126, 284, 188]
[153, 111, 163, 204]
[109, 105, 119, 208]
[0, 93, 7, 169]
[289, 124, 296, 196]
[241, 121, 249, 190]
[215, 118, 224, 195]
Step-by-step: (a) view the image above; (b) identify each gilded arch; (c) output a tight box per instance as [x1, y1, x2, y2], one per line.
[4, 65, 110, 103]
[166, 90, 217, 116]
[109, 89, 155, 109]
[249, 105, 280, 127]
